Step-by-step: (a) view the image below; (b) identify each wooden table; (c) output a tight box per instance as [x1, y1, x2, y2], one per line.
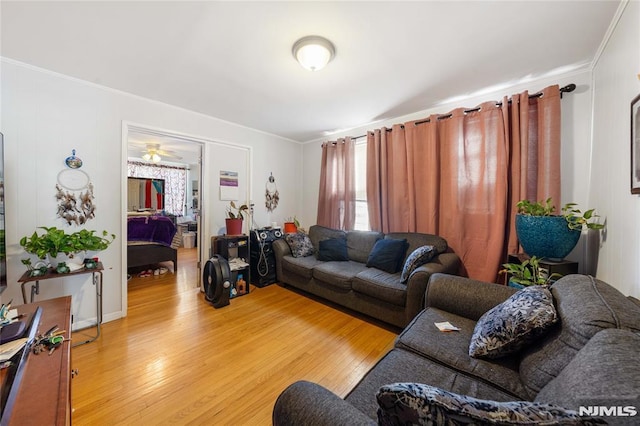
[17, 263, 103, 345]
[1, 296, 72, 425]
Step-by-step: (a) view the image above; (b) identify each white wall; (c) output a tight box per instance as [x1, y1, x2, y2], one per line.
[590, 0, 640, 297]
[1, 59, 302, 325]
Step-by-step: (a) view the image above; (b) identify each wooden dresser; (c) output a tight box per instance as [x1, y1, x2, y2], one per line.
[3, 296, 72, 425]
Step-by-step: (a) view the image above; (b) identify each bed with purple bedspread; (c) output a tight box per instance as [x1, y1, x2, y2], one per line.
[127, 215, 179, 272]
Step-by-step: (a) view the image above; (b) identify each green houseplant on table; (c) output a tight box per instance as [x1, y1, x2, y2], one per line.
[500, 256, 562, 289]
[20, 226, 115, 273]
[515, 198, 604, 260]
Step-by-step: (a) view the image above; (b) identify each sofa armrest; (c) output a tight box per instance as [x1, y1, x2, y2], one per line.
[273, 381, 375, 426]
[404, 253, 462, 324]
[273, 239, 292, 282]
[425, 273, 517, 321]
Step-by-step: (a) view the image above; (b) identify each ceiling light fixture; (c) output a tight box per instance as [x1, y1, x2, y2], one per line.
[292, 35, 335, 71]
[142, 153, 161, 163]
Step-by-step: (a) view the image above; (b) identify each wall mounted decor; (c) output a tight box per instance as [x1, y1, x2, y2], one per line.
[56, 168, 95, 225]
[265, 173, 279, 212]
[631, 93, 640, 194]
[64, 149, 83, 169]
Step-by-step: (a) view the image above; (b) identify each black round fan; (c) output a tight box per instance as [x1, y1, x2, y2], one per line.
[203, 255, 231, 308]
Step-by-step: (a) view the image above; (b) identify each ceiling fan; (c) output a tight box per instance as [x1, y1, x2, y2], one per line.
[136, 143, 182, 163]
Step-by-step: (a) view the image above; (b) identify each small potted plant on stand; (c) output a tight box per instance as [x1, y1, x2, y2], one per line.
[225, 201, 249, 235]
[283, 217, 301, 234]
[500, 256, 563, 289]
[515, 198, 604, 260]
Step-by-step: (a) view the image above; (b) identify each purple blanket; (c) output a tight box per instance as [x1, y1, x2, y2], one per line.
[127, 216, 177, 247]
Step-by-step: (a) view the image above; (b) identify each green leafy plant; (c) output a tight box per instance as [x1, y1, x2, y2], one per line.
[516, 198, 604, 231]
[20, 227, 115, 259]
[226, 201, 249, 220]
[500, 256, 562, 287]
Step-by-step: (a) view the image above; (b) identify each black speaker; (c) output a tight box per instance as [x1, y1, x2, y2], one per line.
[250, 228, 283, 287]
[203, 255, 231, 308]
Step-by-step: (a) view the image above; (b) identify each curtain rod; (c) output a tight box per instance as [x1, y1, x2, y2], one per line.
[347, 83, 576, 140]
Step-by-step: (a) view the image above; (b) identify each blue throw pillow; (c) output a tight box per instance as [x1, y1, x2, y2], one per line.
[366, 238, 408, 273]
[317, 238, 348, 261]
[377, 383, 606, 425]
[400, 245, 437, 284]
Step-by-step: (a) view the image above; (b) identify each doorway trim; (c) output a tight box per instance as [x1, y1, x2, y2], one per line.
[121, 121, 253, 317]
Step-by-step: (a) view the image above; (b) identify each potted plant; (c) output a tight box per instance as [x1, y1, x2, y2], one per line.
[500, 256, 563, 288]
[515, 198, 604, 260]
[225, 201, 248, 235]
[283, 216, 301, 234]
[20, 227, 115, 271]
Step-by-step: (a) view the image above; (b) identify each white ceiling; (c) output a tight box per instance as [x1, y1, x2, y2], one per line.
[1, 1, 621, 143]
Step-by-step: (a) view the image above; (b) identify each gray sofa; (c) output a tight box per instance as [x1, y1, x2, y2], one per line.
[273, 274, 640, 425]
[273, 225, 461, 328]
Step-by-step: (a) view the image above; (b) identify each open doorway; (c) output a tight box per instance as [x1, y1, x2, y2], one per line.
[123, 124, 203, 311]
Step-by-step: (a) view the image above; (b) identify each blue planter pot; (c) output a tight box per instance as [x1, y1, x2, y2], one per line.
[508, 280, 525, 290]
[515, 214, 581, 260]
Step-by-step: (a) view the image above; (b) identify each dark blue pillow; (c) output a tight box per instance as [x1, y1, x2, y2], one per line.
[366, 238, 408, 273]
[318, 238, 349, 261]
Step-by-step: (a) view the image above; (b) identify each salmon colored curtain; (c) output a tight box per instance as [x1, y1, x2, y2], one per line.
[317, 137, 356, 230]
[366, 125, 410, 232]
[366, 85, 561, 282]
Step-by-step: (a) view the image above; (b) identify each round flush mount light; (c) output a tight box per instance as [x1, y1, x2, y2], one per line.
[292, 35, 335, 71]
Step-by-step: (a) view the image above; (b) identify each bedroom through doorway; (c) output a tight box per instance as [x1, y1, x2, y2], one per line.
[125, 125, 204, 311]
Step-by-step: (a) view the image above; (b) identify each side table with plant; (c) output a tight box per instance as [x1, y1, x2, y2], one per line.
[20, 226, 115, 273]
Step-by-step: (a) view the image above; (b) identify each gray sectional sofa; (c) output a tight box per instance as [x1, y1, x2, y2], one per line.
[272, 225, 461, 328]
[273, 274, 640, 425]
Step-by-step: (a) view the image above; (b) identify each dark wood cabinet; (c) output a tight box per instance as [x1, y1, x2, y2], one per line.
[2, 296, 72, 425]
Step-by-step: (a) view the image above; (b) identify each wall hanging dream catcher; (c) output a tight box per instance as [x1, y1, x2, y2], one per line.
[265, 173, 279, 212]
[56, 150, 96, 225]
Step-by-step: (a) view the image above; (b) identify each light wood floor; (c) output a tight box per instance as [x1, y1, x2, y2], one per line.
[71, 248, 397, 425]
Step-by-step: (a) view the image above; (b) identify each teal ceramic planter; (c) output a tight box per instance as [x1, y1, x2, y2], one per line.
[515, 214, 581, 260]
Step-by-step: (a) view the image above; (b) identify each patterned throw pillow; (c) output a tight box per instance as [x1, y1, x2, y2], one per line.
[284, 233, 314, 258]
[400, 245, 437, 284]
[469, 286, 558, 359]
[376, 382, 606, 425]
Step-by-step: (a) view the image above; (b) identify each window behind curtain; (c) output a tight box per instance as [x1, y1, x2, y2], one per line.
[354, 140, 369, 230]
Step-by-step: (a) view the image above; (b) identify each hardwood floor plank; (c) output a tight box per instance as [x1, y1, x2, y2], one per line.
[71, 248, 397, 424]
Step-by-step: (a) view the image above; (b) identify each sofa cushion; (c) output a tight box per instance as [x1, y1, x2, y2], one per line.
[395, 308, 528, 399]
[317, 238, 349, 261]
[347, 230, 384, 263]
[519, 275, 640, 398]
[345, 349, 521, 421]
[308, 225, 347, 255]
[312, 261, 368, 291]
[400, 245, 437, 284]
[535, 329, 640, 421]
[281, 254, 323, 279]
[376, 382, 605, 426]
[352, 269, 406, 307]
[469, 286, 557, 359]
[366, 239, 408, 273]
[284, 232, 314, 258]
